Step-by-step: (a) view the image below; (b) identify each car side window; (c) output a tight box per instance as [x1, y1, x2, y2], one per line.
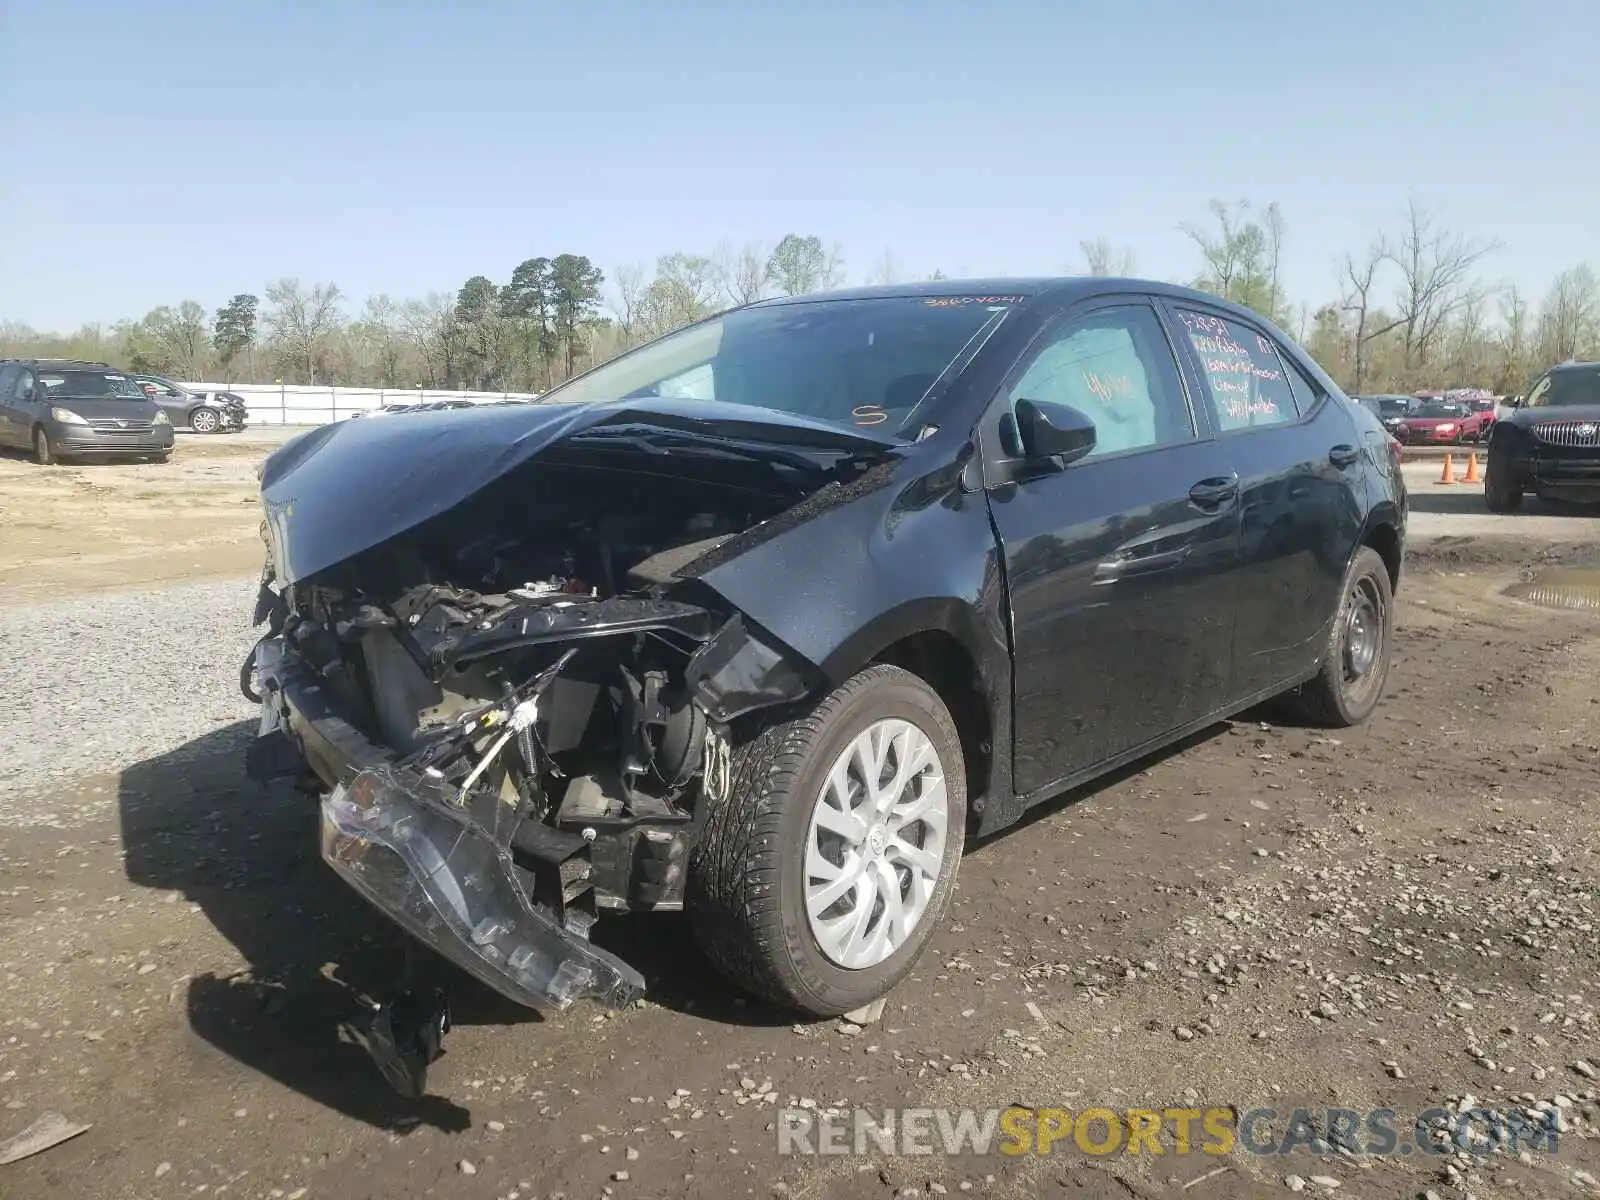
[0, 366, 16, 399]
[14, 369, 35, 401]
[1523, 375, 1553, 408]
[1172, 309, 1300, 432]
[1275, 349, 1325, 415]
[1005, 304, 1194, 460]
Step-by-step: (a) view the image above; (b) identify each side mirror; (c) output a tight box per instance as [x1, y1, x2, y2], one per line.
[1008, 399, 1096, 465]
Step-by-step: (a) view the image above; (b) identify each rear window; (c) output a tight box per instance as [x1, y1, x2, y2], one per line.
[37, 371, 148, 399]
[1534, 369, 1600, 408]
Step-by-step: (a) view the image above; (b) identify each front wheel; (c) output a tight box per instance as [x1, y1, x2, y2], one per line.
[1485, 472, 1523, 513]
[33, 426, 57, 465]
[188, 407, 221, 434]
[687, 664, 966, 1016]
[1285, 546, 1394, 727]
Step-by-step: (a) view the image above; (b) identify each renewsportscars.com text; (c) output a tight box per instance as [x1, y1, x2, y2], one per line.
[777, 1105, 1561, 1159]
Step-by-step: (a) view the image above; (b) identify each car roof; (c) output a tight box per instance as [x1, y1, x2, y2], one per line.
[0, 358, 116, 370]
[1549, 360, 1600, 374]
[747, 277, 1291, 328]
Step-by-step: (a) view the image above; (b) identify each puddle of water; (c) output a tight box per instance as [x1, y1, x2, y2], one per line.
[1504, 567, 1600, 611]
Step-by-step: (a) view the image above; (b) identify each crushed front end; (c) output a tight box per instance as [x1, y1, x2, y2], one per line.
[244, 438, 828, 1035]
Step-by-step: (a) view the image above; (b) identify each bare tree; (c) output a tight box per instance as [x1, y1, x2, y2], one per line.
[1340, 238, 1389, 393]
[1263, 202, 1286, 318]
[146, 300, 211, 379]
[609, 263, 649, 347]
[1495, 285, 1532, 393]
[710, 242, 768, 308]
[398, 293, 453, 386]
[1079, 238, 1136, 276]
[1535, 264, 1599, 365]
[1181, 200, 1278, 317]
[1386, 203, 1499, 373]
[263, 278, 344, 384]
[866, 249, 904, 286]
[638, 253, 720, 339]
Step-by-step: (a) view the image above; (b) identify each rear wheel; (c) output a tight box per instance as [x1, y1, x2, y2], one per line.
[32, 426, 57, 465]
[1285, 546, 1394, 727]
[189, 407, 221, 433]
[687, 664, 966, 1016]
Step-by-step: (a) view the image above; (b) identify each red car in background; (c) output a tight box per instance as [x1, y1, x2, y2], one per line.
[1394, 401, 1485, 445]
[1461, 398, 1497, 441]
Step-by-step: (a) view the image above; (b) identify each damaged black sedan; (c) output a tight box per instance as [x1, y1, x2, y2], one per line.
[246, 278, 1406, 1044]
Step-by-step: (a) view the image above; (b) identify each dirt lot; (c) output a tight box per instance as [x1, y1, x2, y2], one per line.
[1, 431, 1598, 1200]
[0, 431, 281, 603]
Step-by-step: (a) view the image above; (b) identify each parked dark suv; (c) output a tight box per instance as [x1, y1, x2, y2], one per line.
[1485, 361, 1600, 511]
[243, 278, 1406, 1092]
[0, 360, 174, 464]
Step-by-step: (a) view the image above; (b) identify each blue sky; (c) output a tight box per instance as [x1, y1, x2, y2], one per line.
[2, 0, 1595, 330]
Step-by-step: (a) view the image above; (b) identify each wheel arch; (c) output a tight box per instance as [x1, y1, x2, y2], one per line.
[813, 599, 1008, 831]
[1358, 510, 1403, 595]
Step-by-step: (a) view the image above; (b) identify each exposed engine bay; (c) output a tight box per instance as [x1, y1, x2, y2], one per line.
[247, 446, 842, 1066]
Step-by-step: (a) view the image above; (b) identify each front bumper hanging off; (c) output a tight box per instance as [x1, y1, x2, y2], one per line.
[250, 639, 645, 1015]
[321, 766, 646, 1012]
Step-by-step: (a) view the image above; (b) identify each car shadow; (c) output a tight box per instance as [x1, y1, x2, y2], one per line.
[117, 720, 794, 1128]
[969, 724, 1228, 850]
[1408, 488, 1600, 516]
[120, 721, 488, 1131]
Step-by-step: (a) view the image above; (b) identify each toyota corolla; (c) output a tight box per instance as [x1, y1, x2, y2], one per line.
[242, 278, 1406, 1092]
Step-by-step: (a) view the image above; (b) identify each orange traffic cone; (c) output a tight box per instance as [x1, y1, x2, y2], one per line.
[1438, 453, 1457, 484]
[1462, 452, 1480, 483]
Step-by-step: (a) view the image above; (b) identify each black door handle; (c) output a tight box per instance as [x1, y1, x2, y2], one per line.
[1329, 444, 1361, 468]
[1188, 475, 1239, 509]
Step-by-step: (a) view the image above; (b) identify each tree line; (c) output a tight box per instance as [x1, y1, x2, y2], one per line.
[2, 212, 1595, 398]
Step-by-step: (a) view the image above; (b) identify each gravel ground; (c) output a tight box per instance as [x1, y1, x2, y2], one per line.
[0, 538, 1595, 1200]
[0, 576, 261, 819]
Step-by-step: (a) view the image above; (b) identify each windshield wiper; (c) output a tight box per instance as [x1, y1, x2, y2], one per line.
[571, 425, 879, 475]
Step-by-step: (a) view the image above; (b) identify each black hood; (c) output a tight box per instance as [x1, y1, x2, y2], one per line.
[259, 398, 898, 585]
[1508, 404, 1600, 426]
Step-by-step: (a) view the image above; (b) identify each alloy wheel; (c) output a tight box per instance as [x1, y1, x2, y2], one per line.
[803, 718, 948, 970]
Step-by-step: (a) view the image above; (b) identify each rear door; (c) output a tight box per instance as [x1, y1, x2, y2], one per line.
[981, 297, 1243, 798]
[1160, 302, 1365, 700]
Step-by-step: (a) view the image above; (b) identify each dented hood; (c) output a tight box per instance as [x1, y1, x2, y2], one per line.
[258, 398, 896, 585]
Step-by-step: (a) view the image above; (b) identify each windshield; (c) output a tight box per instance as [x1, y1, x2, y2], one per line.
[38, 371, 148, 400]
[1412, 403, 1466, 419]
[1530, 369, 1600, 408]
[539, 296, 1019, 438]
[1377, 399, 1410, 416]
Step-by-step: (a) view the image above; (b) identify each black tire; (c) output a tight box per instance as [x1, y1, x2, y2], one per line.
[687, 663, 966, 1017]
[1485, 472, 1523, 513]
[1285, 546, 1394, 727]
[32, 426, 56, 466]
[189, 406, 221, 434]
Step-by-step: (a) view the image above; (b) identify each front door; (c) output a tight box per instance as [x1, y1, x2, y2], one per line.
[982, 299, 1242, 799]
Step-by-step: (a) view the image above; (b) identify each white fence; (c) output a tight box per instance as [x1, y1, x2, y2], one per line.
[178, 382, 543, 426]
